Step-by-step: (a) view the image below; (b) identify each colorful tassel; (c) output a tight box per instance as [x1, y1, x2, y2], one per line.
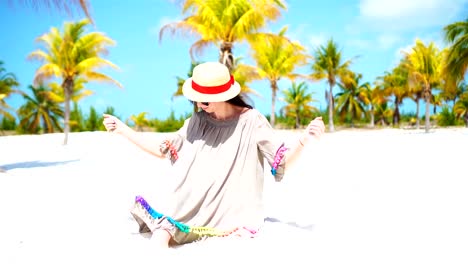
[271, 143, 288, 176]
[135, 196, 257, 237]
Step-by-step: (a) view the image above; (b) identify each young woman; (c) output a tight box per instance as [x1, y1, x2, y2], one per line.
[103, 61, 325, 248]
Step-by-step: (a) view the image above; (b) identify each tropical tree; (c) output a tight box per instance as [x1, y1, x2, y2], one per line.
[335, 72, 369, 127]
[378, 63, 410, 127]
[281, 81, 318, 128]
[231, 56, 262, 105]
[85, 106, 101, 131]
[310, 38, 355, 132]
[129, 112, 150, 132]
[405, 39, 444, 132]
[0, 61, 21, 121]
[47, 77, 94, 103]
[248, 27, 310, 126]
[17, 84, 63, 133]
[159, 0, 286, 72]
[69, 102, 85, 132]
[362, 84, 388, 128]
[175, 61, 199, 112]
[439, 80, 467, 106]
[374, 102, 393, 126]
[6, 0, 93, 23]
[443, 18, 468, 85]
[27, 18, 122, 144]
[454, 92, 468, 127]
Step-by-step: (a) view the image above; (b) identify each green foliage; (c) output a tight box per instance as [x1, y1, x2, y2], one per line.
[69, 104, 115, 132]
[152, 111, 189, 132]
[85, 106, 101, 131]
[281, 81, 318, 128]
[0, 117, 16, 130]
[436, 106, 459, 126]
[17, 84, 64, 134]
[0, 60, 21, 120]
[70, 102, 85, 132]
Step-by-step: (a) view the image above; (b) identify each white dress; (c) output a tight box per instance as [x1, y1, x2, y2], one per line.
[130, 109, 286, 245]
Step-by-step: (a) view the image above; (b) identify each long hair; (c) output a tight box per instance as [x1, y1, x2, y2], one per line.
[189, 94, 254, 109]
[226, 94, 253, 109]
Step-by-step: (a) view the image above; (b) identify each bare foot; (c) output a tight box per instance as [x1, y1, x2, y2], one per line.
[150, 229, 171, 249]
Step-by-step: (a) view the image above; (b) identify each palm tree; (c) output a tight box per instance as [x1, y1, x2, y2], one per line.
[374, 102, 393, 126]
[361, 83, 388, 128]
[85, 106, 102, 131]
[174, 61, 202, 113]
[0, 61, 21, 121]
[248, 27, 310, 126]
[129, 112, 150, 132]
[7, 0, 93, 23]
[443, 18, 468, 85]
[159, 0, 286, 72]
[440, 80, 467, 106]
[231, 57, 262, 104]
[405, 39, 444, 133]
[70, 102, 85, 132]
[378, 63, 411, 127]
[454, 92, 468, 126]
[335, 72, 369, 127]
[17, 84, 63, 133]
[27, 18, 122, 144]
[310, 38, 355, 132]
[281, 81, 318, 128]
[47, 77, 94, 103]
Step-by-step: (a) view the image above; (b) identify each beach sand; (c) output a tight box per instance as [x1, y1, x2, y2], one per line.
[1, 128, 467, 263]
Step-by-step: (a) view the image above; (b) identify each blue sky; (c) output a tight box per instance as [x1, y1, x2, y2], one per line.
[1, 0, 467, 121]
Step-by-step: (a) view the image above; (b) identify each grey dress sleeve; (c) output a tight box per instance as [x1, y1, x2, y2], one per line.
[159, 117, 190, 164]
[254, 112, 287, 182]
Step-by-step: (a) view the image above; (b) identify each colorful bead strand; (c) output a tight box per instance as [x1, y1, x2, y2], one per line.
[271, 143, 288, 176]
[160, 139, 178, 164]
[135, 196, 257, 238]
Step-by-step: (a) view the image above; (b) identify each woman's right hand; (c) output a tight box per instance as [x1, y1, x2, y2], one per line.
[103, 114, 127, 134]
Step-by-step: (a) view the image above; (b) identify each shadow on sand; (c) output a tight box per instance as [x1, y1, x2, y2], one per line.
[0, 159, 80, 171]
[264, 217, 314, 231]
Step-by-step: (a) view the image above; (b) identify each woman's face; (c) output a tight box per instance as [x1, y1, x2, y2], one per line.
[197, 102, 216, 113]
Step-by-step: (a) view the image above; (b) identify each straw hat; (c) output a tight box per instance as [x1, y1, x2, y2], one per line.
[182, 61, 241, 102]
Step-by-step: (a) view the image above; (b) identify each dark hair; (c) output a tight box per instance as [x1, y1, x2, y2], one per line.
[226, 94, 253, 109]
[189, 94, 254, 109]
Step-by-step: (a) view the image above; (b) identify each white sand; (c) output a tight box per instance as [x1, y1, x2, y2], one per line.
[1, 128, 467, 264]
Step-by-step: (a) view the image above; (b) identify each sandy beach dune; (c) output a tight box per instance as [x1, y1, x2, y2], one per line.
[1, 128, 467, 263]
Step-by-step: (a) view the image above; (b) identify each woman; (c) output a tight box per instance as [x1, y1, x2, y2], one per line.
[103, 61, 325, 248]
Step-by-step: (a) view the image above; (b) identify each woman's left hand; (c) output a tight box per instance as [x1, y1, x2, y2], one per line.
[306, 116, 325, 139]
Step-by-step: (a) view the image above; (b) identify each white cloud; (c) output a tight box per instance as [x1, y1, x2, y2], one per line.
[346, 38, 372, 50]
[377, 34, 401, 50]
[392, 34, 445, 67]
[149, 15, 181, 37]
[345, 34, 399, 51]
[357, 0, 468, 31]
[307, 33, 329, 49]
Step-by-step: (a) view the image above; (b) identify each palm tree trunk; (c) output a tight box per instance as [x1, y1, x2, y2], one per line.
[219, 41, 234, 73]
[270, 80, 278, 127]
[415, 98, 420, 129]
[328, 83, 334, 132]
[370, 106, 375, 128]
[464, 112, 468, 127]
[393, 98, 400, 126]
[424, 85, 431, 133]
[295, 110, 300, 129]
[62, 79, 73, 145]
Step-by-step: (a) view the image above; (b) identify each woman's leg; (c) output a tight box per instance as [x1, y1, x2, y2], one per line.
[150, 229, 172, 248]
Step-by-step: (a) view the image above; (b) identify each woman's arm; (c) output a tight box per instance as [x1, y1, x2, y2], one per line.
[284, 116, 325, 170]
[102, 114, 165, 158]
